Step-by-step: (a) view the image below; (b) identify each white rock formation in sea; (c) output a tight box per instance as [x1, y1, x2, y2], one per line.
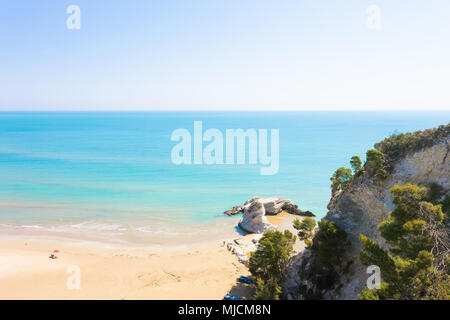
[225, 196, 314, 217]
[225, 196, 314, 234]
[226, 196, 315, 264]
[238, 200, 276, 234]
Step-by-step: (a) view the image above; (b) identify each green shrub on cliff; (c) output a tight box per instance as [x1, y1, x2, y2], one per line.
[310, 220, 349, 268]
[297, 220, 350, 294]
[249, 230, 296, 300]
[350, 156, 362, 174]
[331, 167, 353, 192]
[249, 230, 296, 281]
[424, 182, 449, 223]
[427, 183, 444, 203]
[293, 217, 316, 245]
[366, 149, 385, 175]
[254, 277, 282, 300]
[374, 168, 387, 181]
[359, 183, 449, 300]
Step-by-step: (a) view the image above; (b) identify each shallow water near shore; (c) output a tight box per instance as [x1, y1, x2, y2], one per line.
[0, 111, 448, 244]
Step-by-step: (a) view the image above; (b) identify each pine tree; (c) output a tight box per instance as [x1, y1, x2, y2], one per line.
[359, 183, 449, 300]
[254, 277, 282, 300]
[249, 230, 296, 299]
[366, 149, 385, 176]
[293, 217, 316, 244]
[350, 156, 362, 174]
[331, 167, 353, 191]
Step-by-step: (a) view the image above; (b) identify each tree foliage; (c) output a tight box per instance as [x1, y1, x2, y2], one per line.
[375, 124, 449, 164]
[359, 183, 450, 300]
[310, 220, 349, 268]
[427, 183, 444, 203]
[298, 220, 350, 293]
[249, 230, 296, 300]
[331, 167, 353, 191]
[293, 217, 316, 243]
[350, 156, 362, 174]
[364, 149, 388, 181]
[254, 277, 282, 300]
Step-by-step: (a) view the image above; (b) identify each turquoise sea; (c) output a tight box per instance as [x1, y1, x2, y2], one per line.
[0, 111, 448, 244]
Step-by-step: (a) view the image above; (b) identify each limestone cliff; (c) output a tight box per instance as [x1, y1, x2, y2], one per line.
[283, 128, 449, 300]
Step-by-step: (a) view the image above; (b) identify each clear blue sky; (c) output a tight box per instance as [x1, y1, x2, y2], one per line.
[1, 0, 449, 110]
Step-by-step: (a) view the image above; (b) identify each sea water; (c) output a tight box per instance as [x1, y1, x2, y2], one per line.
[0, 111, 448, 244]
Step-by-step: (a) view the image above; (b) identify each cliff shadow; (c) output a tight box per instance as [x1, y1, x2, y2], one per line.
[228, 281, 254, 300]
[234, 225, 248, 236]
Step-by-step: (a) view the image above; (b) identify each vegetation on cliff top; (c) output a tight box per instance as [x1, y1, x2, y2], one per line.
[331, 167, 353, 192]
[330, 124, 449, 197]
[331, 148, 387, 195]
[375, 124, 449, 166]
[350, 156, 362, 174]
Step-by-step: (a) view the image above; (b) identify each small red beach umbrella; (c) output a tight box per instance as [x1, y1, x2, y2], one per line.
[53, 250, 59, 253]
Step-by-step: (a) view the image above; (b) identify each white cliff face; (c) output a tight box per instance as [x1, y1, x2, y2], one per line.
[239, 201, 276, 234]
[283, 139, 450, 300]
[393, 141, 449, 191]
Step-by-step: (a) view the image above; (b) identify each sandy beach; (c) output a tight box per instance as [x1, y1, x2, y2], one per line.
[0, 212, 304, 300]
[0, 237, 253, 300]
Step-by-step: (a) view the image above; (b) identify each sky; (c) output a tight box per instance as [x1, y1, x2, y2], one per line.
[0, 0, 450, 111]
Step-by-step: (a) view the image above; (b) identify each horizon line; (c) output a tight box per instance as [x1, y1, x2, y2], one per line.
[1, 108, 449, 112]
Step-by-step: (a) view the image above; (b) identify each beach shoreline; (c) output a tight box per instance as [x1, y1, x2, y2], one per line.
[0, 212, 303, 299]
[0, 215, 242, 248]
[0, 236, 252, 300]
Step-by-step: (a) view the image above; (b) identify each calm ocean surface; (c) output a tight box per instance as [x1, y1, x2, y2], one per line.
[0, 111, 448, 244]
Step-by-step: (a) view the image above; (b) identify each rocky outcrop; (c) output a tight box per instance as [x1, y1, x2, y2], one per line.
[226, 196, 315, 234]
[239, 200, 275, 234]
[283, 137, 450, 300]
[224, 206, 244, 216]
[226, 235, 262, 265]
[327, 178, 340, 210]
[225, 196, 315, 217]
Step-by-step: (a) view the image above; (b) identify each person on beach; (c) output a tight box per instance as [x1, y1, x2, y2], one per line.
[49, 250, 59, 259]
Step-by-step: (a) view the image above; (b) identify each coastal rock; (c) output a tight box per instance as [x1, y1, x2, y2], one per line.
[224, 196, 315, 218]
[238, 201, 275, 234]
[256, 197, 287, 215]
[226, 237, 258, 265]
[282, 250, 316, 299]
[224, 206, 243, 216]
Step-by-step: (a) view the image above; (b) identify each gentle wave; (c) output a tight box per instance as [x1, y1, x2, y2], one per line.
[0, 217, 241, 245]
